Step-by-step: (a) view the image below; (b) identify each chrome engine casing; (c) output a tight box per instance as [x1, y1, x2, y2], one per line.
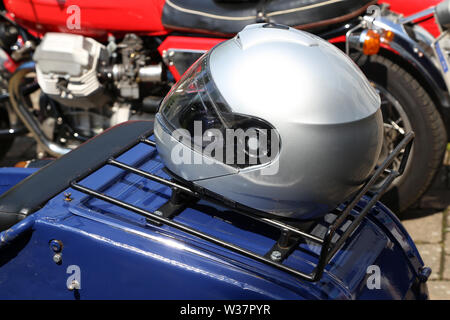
[34, 33, 110, 109]
[32, 33, 163, 148]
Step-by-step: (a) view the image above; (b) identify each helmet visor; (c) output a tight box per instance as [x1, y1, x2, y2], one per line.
[159, 53, 233, 133]
[158, 53, 279, 168]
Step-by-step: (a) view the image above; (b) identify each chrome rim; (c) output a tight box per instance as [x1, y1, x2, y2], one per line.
[373, 83, 413, 188]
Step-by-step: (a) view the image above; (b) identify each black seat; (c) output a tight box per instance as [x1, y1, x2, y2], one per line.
[162, 0, 376, 35]
[0, 121, 154, 232]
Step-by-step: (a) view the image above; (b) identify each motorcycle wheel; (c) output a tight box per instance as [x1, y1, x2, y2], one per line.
[357, 54, 447, 216]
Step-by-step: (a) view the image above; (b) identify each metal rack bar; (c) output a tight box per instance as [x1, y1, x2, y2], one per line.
[109, 158, 324, 244]
[70, 181, 316, 281]
[325, 173, 397, 264]
[141, 138, 156, 147]
[330, 131, 413, 233]
[70, 131, 415, 282]
[260, 218, 324, 244]
[319, 132, 414, 267]
[108, 158, 198, 197]
[107, 155, 323, 244]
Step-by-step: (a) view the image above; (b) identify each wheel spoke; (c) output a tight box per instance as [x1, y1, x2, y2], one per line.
[371, 82, 413, 189]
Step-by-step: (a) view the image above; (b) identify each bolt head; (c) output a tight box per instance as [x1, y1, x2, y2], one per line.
[270, 250, 282, 261]
[53, 253, 62, 264]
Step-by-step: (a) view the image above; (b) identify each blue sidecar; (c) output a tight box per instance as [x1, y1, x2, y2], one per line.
[0, 121, 430, 299]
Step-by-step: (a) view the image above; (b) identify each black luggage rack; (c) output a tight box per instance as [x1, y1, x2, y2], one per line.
[70, 132, 414, 282]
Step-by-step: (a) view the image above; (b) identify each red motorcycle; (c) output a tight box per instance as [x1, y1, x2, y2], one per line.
[380, 0, 442, 36]
[0, 0, 448, 215]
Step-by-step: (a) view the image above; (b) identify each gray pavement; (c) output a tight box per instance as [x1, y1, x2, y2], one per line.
[402, 147, 450, 300]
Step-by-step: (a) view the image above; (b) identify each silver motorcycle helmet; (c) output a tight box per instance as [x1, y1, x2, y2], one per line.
[155, 23, 383, 220]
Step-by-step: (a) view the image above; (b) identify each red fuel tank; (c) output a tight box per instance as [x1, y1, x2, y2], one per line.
[4, 0, 168, 38]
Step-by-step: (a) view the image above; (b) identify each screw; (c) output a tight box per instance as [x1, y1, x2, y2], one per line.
[64, 192, 72, 202]
[270, 250, 282, 262]
[53, 253, 62, 264]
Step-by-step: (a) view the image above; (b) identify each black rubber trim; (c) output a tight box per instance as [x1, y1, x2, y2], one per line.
[0, 120, 154, 231]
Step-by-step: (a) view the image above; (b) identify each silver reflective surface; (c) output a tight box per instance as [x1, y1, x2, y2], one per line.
[156, 24, 383, 220]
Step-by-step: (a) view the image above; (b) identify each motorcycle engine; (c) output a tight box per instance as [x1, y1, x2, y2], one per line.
[34, 33, 109, 109]
[33, 33, 163, 141]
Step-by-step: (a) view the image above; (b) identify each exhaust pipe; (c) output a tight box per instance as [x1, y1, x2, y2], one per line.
[8, 68, 71, 157]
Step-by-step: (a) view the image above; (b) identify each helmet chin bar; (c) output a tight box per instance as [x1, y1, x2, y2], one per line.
[70, 130, 414, 282]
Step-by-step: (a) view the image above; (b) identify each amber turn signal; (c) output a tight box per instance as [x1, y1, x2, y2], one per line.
[381, 30, 395, 44]
[362, 29, 381, 56]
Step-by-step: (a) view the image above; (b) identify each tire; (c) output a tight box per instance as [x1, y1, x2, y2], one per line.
[357, 55, 447, 215]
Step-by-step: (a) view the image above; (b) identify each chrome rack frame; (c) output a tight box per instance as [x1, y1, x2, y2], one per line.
[70, 132, 415, 282]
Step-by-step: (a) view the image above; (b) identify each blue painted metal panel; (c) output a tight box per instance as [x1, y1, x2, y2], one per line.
[0, 139, 428, 299]
[0, 168, 37, 196]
